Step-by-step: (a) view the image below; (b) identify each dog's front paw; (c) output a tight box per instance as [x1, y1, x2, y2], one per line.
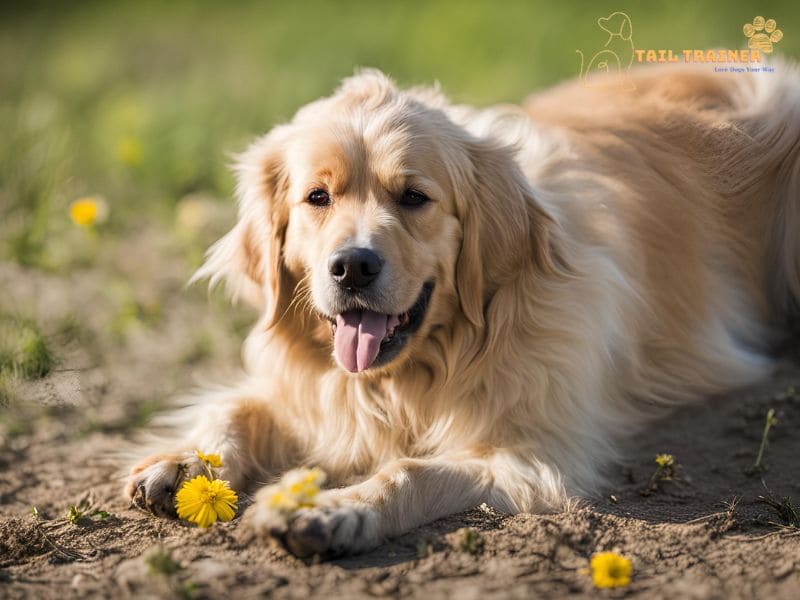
[284, 504, 380, 557]
[125, 452, 205, 518]
[248, 492, 382, 558]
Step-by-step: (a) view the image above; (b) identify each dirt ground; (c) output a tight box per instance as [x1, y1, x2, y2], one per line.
[1, 232, 799, 599]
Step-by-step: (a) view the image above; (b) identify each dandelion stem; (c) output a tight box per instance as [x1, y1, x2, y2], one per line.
[752, 408, 777, 472]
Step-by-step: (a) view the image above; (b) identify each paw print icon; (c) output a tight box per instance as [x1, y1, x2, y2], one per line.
[743, 16, 783, 53]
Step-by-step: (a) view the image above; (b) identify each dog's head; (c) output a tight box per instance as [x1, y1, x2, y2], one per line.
[198, 70, 556, 376]
[597, 12, 633, 42]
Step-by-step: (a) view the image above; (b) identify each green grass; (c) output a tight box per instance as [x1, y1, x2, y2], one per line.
[67, 499, 110, 526]
[146, 547, 182, 576]
[0, 314, 54, 381]
[0, 313, 54, 410]
[1, 0, 798, 268]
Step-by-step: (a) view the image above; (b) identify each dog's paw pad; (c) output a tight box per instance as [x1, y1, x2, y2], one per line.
[743, 16, 783, 53]
[285, 509, 335, 557]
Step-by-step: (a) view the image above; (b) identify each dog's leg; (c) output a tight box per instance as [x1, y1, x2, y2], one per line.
[251, 449, 559, 557]
[125, 390, 296, 518]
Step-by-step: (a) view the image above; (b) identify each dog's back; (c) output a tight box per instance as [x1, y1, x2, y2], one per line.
[516, 64, 800, 415]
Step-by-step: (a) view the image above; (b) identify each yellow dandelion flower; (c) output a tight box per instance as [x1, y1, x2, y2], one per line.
[285, 467, 325, 504]
[259, 467, 327, 515]
[117, 135, 142, 166]
[590, 552, 632, 589]
[655, 454, 675, 468]
[266, 490, 299, 512]
[69, 196, 108, 227]
[196, 450, 222, 468]
[175, 475, 237, 528]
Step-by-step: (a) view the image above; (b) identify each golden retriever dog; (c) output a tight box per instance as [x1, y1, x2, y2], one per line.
[126, 64, 800, 556]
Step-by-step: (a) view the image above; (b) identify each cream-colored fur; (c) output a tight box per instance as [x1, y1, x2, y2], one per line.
[126, 64, 800, 557]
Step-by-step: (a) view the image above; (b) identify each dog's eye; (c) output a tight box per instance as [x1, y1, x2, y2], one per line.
[307, 189, 331, 207]
[399, 189, 430, 208]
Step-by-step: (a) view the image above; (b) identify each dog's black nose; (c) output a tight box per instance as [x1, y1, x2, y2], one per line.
[328, 247, 383, 289]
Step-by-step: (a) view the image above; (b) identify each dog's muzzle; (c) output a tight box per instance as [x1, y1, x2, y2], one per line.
[329, 280, 434, 373]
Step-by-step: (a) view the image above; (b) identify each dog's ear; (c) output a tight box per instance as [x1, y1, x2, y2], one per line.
[454, 139, 558, 328]
[192, 130, 293, 328]
[618, 14, 633, 41]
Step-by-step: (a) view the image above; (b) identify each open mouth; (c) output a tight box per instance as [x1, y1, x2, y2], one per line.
[330, 281, 434, 373]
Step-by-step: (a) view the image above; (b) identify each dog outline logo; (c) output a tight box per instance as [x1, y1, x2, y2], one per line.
[576, 11, 636, 90]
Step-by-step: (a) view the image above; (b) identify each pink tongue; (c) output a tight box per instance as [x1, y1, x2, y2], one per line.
[334, 311, 390, 372]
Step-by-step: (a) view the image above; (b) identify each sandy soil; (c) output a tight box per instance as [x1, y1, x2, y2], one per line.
[1, 237, 799, 599]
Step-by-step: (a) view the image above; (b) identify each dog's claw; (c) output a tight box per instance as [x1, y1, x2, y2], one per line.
[131, 482, 148, 512]
[125, 454, 203, 519]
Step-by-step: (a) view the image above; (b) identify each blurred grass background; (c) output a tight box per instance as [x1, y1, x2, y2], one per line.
[0, 0, 797, 408]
